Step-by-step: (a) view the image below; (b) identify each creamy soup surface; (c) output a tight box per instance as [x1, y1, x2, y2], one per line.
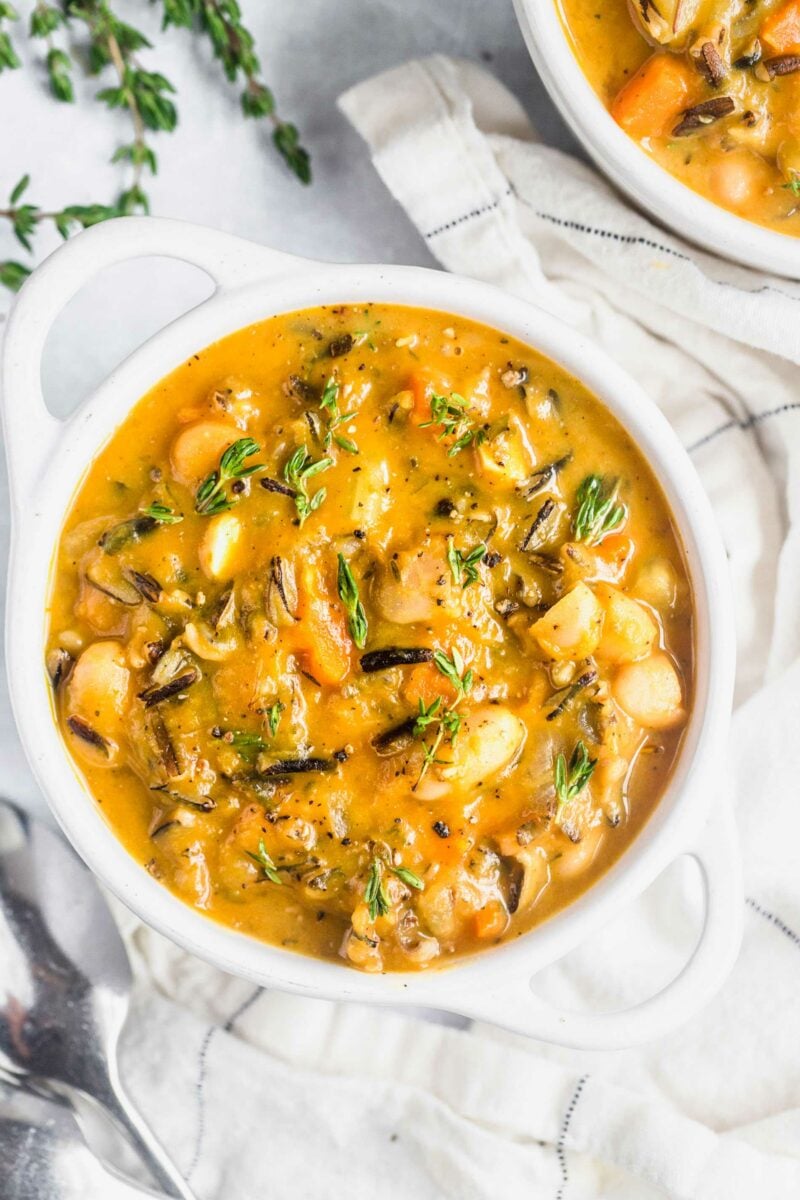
[46, 304, 693, 972]
[558, 0, 800, 235]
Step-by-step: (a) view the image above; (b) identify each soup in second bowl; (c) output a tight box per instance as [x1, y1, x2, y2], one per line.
[46, 304, 693, 972]
[558, 0, 800, 235]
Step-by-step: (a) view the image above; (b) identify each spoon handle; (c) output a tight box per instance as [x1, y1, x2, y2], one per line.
[100, 1062, 197, 1200]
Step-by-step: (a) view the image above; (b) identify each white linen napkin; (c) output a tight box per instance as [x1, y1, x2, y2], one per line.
[60, 55, 800, 1200]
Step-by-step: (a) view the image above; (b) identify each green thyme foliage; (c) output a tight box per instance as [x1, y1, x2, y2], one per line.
[337, 554, 368, 649]
[364, 857, 390, 922]
[247, 838, 282, 885]
[572, 475, 626, 545]
[1, 0, 312, 291]
[195, 437, 263, 515]
[0, 2, 20, 72]
[446, 538, 486, 588]
[420, 392, 486, 456]
[554, 740, 596, 820]
[283, 445, 332, 525]
[158, 0, 311, 182]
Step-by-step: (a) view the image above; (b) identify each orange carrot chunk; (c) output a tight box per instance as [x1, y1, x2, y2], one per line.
[295, 562, 352, 685]
[760, 0, 800, 55]
[611, 53, 698, 141]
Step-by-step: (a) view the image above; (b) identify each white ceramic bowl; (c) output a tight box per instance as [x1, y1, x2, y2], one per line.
[514, 0, 800, 279]
[2, 218, 741, 1048]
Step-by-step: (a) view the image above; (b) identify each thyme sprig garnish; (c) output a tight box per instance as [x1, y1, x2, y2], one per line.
[1, 0, 311, 290]
[247, 838, 282, 885]
[554, 740, 597, 821]
[573, 475, 626, 545]
[783, 175, 800, 198]
[266, 701, 283, 738]
[159, 0, 311, 183]
[337, 553, 368, 649]
[364, 856, 423, 921]
[319, 377, 358, 454]
[195, 437, 263, 515]
[446, 538, 486, 588]
[364, 857, 390, 921]
[227, 730, 268, 762]
[420, 392, 487, 456]
[283, 445, 332, 525]
[412, 647, 473, 789]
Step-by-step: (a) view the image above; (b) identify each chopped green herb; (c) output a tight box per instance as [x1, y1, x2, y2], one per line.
[572, 475, 626, 545]
[413, 648, 473, 788]
[783, 176, 800, 198]
[228, 731, 268, 763]
[364, 857, 390, 922]
[317, 376, 359, 453]
[446, 538, 486, 588]
[392, 865, 424, 890]
[195, 437, 263, 516]
[337, 553, 368, 649]
[140, 501, 183, 525]
[282, 445, 333, 525]
[420, 392, 486, 457]
[266, 701, 284, 738]
[247, 838, 282, 884]
[433, 646, 473, 696]
[554, 741, 597, 821]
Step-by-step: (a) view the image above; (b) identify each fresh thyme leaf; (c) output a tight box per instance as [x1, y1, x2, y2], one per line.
[247, 838, 282, 884]
[337, 553, 368, 649]
[572, 475, 626, 545]
[433, 647, 473, 697]
[266, 701, 284, 739]
[0, 2, 20, 73]
[783, 176, 800, 198]
[195, 437, 263, 515]
[0, 259, 30, 291]
[420, 391, 486, 457]
[554, 740, 597, 820]
[364, 857, 390, 922]
[140, 501, 183, 524]
[392, 865, 424, 891]
[413, 648, 473, 789]
[446, 538, 486, 588]
[282, 445, 332, 525]
[228, 730, 269, 763]
[316, 376, 359, 453]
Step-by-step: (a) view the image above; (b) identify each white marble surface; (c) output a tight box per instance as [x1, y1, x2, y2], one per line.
[0, 0, 576, 818]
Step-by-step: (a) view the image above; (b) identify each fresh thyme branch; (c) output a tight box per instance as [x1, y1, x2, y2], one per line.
[0, 0, 310, 291]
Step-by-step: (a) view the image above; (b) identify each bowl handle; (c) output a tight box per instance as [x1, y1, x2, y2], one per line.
[1, 216, 301, 500]
[457, 802, 742, 1049]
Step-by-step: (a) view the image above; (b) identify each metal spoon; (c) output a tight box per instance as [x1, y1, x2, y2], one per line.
[0, 1083, 165, 1200]
[0, 798, 195, 1199]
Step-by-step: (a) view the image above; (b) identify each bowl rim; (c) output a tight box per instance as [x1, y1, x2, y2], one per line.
[513, 0, 800, 280]
[3, 244, 736, 1010]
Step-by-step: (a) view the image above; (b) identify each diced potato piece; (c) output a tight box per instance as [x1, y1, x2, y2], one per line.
[198, 513, 242, 581]
[530, 582, 604, 660]
[68, 641, 131, 726]
[613, 653, 685, 730]
[375, 542, 457, 624]
[416, 705, 525, 798]
[634, 558, 678, 611]
[170, 420, 239, 489]
[475, 415, 534, 486]
[595, 584, 658, 664]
